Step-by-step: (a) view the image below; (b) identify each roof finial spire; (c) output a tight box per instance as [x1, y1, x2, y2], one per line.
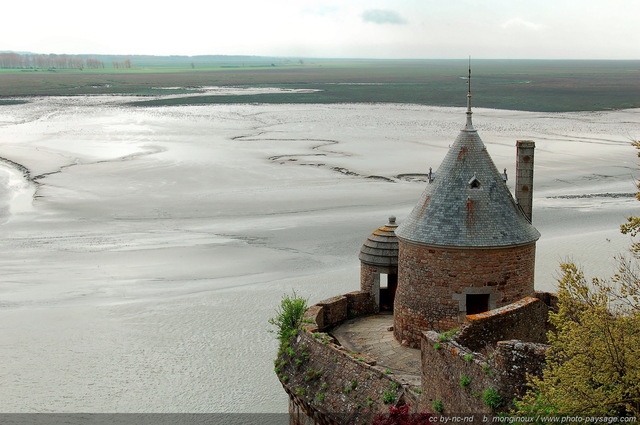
[465, 56, 474, 130]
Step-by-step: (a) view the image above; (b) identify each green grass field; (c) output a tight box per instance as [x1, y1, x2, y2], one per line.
[1, 58, 639, 112]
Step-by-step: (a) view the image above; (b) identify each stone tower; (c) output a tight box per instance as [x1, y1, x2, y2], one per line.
[393, 74, 540, 346]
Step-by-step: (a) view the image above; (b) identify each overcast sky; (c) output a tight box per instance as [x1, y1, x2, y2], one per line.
[4, 0, 639, 59]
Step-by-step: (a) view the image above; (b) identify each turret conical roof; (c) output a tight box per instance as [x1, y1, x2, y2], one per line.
[359, 216, 399, 267]
[396, 123, 540, 248]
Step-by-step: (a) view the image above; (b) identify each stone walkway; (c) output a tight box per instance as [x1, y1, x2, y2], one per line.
[331, 313, 421, 387]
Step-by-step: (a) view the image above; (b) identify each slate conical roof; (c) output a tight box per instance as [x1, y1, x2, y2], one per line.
[396, 114, 540, 248]
[359, 216, 399, 267]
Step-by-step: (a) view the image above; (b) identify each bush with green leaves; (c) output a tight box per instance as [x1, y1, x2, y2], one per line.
[459, 374, 471, 388]
[482, 388, 504, 410]
[439, 328, 459, 342]
[269, 291, 308, 343]
[383, 390, 397, 404]
[515, 263, 640, 416]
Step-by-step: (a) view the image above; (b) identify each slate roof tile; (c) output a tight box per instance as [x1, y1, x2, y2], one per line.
[396, 125, 540, 247]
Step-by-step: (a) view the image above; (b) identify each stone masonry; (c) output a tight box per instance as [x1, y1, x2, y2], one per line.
[277, 292, 419, 425]
[278, 81, 548, 422]
[394, 241, 536, 346]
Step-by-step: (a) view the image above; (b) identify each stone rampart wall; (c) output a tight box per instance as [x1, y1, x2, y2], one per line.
[454, 296, 548, 352]
[421, 331, 496, 414]
[421, 331, 548, 414]
[278, 291, 553, 422]
[307, 291, 378, 332]
[277, 292, 419, 425]
[419, 296, 551, 414]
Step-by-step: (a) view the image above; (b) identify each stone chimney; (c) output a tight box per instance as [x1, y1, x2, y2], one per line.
[515, 140, 535, 222]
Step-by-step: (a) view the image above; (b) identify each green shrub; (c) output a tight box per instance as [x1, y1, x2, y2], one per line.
[439, 328, 459, 342]
[432, 400, 444, 413]
[482, 388, 504, 409]
[516, 259, 640, 416]
[305, 369, 322, 381]
[459, 374, 471, 388]
[269, 291, 308, 343]
[383, 390, 397, 404]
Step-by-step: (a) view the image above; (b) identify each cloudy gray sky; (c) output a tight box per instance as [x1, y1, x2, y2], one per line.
[5, 0, 639, 59]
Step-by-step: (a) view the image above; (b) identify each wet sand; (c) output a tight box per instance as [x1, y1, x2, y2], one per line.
[0, 94, 637, 412]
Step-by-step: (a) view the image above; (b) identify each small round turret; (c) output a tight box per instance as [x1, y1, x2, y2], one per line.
[359, 217, 399, 312]
[359, 216, 399, 267]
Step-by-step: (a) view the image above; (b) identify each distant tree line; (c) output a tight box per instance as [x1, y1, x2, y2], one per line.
[111, 59, 132, 69]
[0, 52, 132, 70]
[86, 58, 106, 69]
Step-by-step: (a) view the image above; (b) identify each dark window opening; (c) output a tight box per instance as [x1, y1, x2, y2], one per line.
[380, 273, 398, 312]
[468, 175, 481, 189]
[466, 294, 490, 315]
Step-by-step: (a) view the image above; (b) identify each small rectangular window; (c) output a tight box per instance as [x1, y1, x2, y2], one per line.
[466, 294, 489, 315]
[380, 273, 388, 289]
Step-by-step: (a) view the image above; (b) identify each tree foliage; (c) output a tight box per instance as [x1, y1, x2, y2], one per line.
[268, 291, 308, 343]
[516, 142, 640, 417]
[516, 263, 640, 416]
[0, 52, 110, 70]
[620, 141, 640, 257]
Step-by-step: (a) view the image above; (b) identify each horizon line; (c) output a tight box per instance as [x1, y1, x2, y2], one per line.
[1, 51, 639, 61]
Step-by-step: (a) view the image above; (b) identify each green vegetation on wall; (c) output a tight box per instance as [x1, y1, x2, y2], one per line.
[268, 291, 308, 344]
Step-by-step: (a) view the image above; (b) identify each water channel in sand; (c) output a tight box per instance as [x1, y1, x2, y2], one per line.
[0, 93, 638, 412]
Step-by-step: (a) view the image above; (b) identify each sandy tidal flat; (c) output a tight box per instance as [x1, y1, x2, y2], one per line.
[0, 94, 638, 412]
